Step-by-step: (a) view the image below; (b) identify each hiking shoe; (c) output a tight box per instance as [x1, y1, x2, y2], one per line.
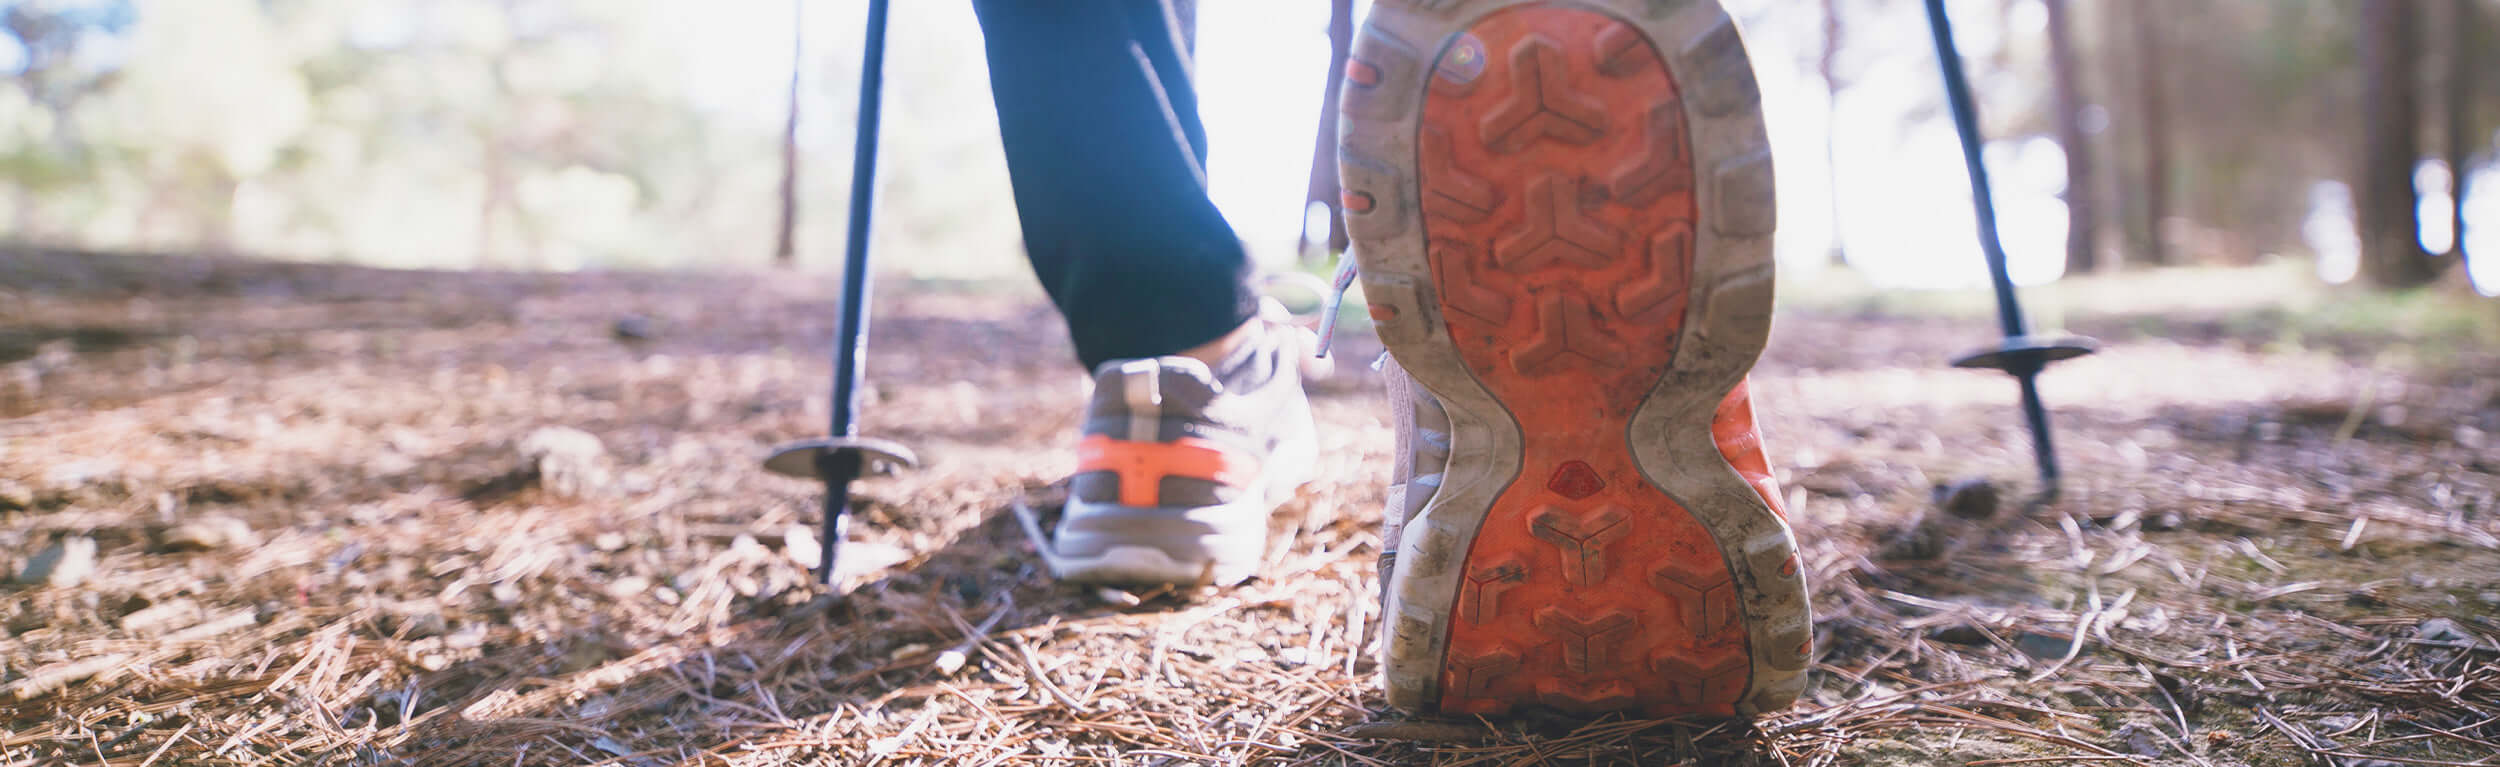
[1016, 306, 1318, 587]
[1341, 0, 1809, 716]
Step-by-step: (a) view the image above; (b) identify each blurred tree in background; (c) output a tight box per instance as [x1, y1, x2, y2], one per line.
[2442, 0, 2480, 272]
[2040, 0, 2094, 275]
[0, 0, 2495, 292]
[1790, 0, 2497, 287]
[2357, 0, 2434, 287]
[2189, 1, 2487, 287]
[1, 0, 1019, 275]
[3, 0, 130, 243]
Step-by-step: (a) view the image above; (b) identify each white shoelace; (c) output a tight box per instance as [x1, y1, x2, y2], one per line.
[1314, 252, 1359, 358]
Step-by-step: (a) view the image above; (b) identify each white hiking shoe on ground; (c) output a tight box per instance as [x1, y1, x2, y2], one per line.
[1017, 306, 1318, 587]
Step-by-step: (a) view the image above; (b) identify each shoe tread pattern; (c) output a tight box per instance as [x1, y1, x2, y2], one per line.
[1416, 4, 1752, 717]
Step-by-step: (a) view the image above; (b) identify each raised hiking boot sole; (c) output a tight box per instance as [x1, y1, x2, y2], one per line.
[1341, 0, 1809, 717]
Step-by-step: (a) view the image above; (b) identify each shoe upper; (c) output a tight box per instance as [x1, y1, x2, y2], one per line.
[1378, 354, 1449, 596]
[1710, 379, 1789, 519]
[1069, 318, 1311, 511]
[1022, 311, 1318, 586]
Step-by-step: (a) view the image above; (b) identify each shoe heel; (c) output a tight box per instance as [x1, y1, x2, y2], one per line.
[1345, 0, 1806, 716]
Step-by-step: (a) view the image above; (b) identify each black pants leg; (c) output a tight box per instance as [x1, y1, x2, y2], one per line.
[972, 0, 1257, 371]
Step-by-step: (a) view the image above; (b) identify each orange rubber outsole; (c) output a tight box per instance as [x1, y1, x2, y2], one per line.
[1343, 0, 1809, 718]
[1420, 4, 1748, 717]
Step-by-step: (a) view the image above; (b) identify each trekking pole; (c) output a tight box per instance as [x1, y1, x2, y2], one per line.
[1921, 0, 2096, 500]
[765, 0, 916, 585]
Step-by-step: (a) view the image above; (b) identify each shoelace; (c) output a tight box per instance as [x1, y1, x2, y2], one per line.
[1313, 252, 1358, 358]
[1254, 252, 1360, 361]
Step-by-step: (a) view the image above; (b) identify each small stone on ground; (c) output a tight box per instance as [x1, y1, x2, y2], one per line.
[18, 537, 97, 587]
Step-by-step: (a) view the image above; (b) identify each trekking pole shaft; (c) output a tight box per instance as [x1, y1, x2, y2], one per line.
[2017, 374, 2060, 485]
[1926, 0, 2070, 496]
[820, 0, 891, 584]
[1921, 0, 2029, 341]
[834, 0, 890, 440]
[818, 456, 858, 579]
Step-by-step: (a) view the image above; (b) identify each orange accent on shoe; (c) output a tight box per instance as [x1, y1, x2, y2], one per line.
[1367, 303, 1400, 321]
[1347, 58, 1382, 87]
[1712, 380, 1788, 519]
[1075, 434, 1259, 508]
[1342, 189, 1377, 213]
[1417, 5, 1750, 718]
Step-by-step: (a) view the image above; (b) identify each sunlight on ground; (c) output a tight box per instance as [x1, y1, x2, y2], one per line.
[4, 252, 2492, 764]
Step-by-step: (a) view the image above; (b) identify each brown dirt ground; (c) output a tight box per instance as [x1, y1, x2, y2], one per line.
[2, 248, 2496, 766]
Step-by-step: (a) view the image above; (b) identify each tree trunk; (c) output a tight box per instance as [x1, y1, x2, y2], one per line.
[481, 0, 526, 268]
[2097, 0, 2143, 269]
[772, 0, 804, 267]
[2045, 0, 2097, 276]
[479, 137, 507, 266]
[9, 187, 31, 243]
[2129, 0, 2171, 267]
[1819, 0, 1847, 268]
[199, 170, 237, 255]
[479, 46, 513, 267]
[2357, 0, 2438, 288]
[2444, 0, 2474, 268]
[1299, 0, 1353, 262]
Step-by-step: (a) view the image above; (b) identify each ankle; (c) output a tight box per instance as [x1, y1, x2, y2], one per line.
[1177, 317, 1259, 369]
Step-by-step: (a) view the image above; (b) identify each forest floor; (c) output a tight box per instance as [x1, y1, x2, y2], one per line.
[2, 248, 2497, 766]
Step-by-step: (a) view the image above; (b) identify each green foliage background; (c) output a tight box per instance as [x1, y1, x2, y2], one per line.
[1, 0, 1022, 277]
[3, 0, 2496, 288]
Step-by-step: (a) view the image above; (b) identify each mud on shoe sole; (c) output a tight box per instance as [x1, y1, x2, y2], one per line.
[1341, 0, 1809, 717]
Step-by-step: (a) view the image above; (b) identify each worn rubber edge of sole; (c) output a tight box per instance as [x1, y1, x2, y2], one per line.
[1339, 0, 1809, 716]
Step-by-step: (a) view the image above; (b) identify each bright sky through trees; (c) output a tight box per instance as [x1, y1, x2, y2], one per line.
[5, 0, 2492, 294]
[665, 0, 2069, 289]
